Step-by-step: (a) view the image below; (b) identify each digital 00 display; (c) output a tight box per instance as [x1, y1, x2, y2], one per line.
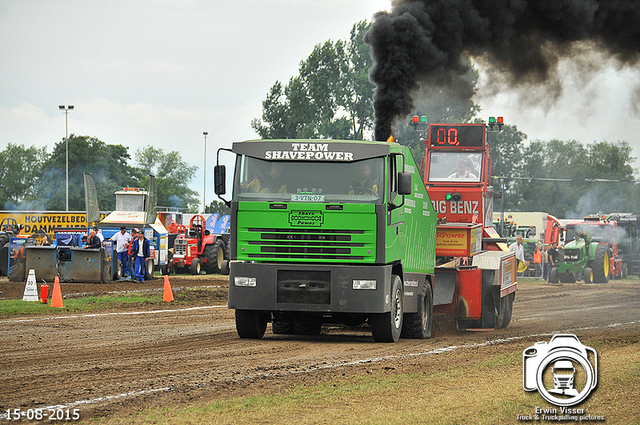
[429, 124, 485, 147]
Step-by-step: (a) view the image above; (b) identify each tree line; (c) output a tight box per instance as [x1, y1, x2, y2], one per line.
[0, 136, 208, 213]
[252, 20, 639, 219]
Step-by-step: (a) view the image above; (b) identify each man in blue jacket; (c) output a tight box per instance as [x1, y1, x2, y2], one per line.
[131, 230, 150, 282]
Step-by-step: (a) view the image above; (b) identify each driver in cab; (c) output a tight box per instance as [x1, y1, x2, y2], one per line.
[245, 163, 288, 193]
[448, 159, 477, 179]
[348, 162, 378, 195]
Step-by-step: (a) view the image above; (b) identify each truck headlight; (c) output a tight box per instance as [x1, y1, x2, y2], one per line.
[234, 277, 257, 287]
[353, 279, 376, 290]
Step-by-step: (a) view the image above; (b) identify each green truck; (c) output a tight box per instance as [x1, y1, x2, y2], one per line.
[215, 139, 437, 342]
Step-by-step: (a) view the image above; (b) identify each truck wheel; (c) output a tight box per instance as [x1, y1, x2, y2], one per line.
[370, 275, 403, 343]
[293, 321, 322, 335]
[146, 259, 154, 280]
[591, 244, 610, 283]
[190, 258, 201, 275]
[495, 292, 514, 329]
[235, 310, 268, 339]
[583, 267, 593, 283]
[271, 312, 294, 334]
[549, 267, 559, 284]
[401, 280, 433, 339]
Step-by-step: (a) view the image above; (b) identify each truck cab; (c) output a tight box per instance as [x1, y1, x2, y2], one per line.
[216, 139, 437, 342]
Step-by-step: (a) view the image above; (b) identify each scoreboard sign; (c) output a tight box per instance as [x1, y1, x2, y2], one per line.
[428, 124, 485, 148]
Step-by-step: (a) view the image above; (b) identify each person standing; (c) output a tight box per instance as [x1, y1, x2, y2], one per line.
[543, 244, 551, 280]
[94, 226, 104, 243]
[548, 242, 560, 282]
[509, 235, 528, 274]
[533, 243, 542, 277]
[132, 231, 150, 282]
[127, 228, 138, 280]
[110, 226, 132, 278]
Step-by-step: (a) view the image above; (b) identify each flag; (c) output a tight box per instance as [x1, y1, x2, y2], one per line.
[83, 173, 100, 225]
[145, 175, 157, 225]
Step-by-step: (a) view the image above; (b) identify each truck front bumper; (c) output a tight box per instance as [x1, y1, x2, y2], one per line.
[228, 262, 393, 313]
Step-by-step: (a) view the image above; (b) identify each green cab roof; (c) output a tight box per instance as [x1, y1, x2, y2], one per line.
[232, 139, 401, 162]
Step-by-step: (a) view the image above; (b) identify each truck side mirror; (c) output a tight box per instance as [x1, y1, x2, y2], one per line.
[214, 165, 226, 195]
[398, 172, 412, 195]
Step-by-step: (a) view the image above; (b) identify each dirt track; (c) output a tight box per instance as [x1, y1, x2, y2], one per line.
[1, 275, 639, 423]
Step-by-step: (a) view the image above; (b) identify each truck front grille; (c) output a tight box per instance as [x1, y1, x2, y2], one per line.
[245, 228, 367, 261]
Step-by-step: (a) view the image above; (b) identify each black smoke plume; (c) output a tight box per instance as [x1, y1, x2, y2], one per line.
[365, 0, 640, 141]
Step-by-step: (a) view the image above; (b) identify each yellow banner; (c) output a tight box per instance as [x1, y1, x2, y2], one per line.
[0, 211, 108, 235]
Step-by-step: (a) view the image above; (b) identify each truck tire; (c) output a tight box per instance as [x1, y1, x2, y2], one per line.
[293, 321, 322, 335]
[272, 321, 294, 334]
[401, 280, 433, 339]
[190, 258, 201, 275]
[549, 267, 559, 283]
[370, 275, 403, 343]
[271, 312, 294, 334]
[495, 292, 514, 329]
[583, 267, 593, 283]
[591, 244, 610, 283]
[235, 310, 268, 339]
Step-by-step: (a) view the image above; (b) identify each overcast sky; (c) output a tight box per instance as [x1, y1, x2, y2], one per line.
[2, 0, 640, 210]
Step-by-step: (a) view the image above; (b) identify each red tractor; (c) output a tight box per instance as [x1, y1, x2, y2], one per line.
[166, 215, 229, 275]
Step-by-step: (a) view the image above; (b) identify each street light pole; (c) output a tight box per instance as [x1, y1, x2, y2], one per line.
[59, 105, 74, 211]
[203, 131, 208, 213]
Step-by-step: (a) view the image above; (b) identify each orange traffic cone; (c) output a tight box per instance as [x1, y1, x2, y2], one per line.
[50, 276, 64, 308]
[163, 275, 174, 302]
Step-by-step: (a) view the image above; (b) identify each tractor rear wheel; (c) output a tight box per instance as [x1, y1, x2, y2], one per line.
[401, 280, 433, 339]
[591, 244, 610, 283]
[370, 275, 403, 342]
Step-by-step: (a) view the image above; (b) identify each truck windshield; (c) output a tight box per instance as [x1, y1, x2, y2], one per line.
[233, 156, 384, 203]
[428, 152, 482, 183]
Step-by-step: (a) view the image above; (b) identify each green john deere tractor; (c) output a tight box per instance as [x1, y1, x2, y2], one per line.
[549, 232, 610, 283]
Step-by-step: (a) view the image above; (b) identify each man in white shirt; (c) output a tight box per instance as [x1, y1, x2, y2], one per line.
[509, 235, 529, 274]
[448, 159, 478, 179]
[110, 226, 132, 278]
[94, 226, 104, 243]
